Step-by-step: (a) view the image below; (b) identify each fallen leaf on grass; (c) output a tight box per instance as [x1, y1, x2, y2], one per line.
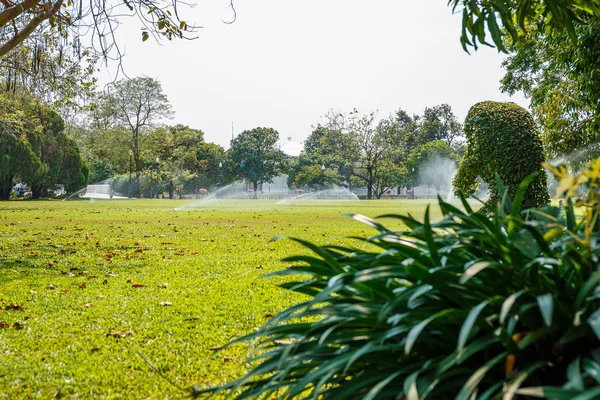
[126, 279, 132, 283]
[106, 330, 135, 338]
[47, 284, 55, 289]
[159, 302, 172, 306]
[84, 303, 93, 308]
[0, 321, 9, 329]
[132, 284, 145, 288]
[102, 279, 108, 284]
[11, 322, 24, 329]
[208, 345, 223, 351]
[60, 289, 70, 294]
[264, 313, 274, 319]
[158, 283, 168, 288]
[4, 304, 24, 311]
[222, 356, 237, 362]
[78, 284, 86, 289]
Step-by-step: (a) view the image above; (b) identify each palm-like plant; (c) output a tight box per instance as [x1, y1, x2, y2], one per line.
[196, 160, 600, 399]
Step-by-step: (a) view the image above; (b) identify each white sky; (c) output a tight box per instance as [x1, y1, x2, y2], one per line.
[98, 0, 528, 151]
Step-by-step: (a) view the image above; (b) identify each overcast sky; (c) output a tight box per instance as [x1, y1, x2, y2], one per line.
[99, 0, 528, 151]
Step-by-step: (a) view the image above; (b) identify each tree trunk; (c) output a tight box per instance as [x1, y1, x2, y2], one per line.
[135, 155, 141, 198]
[0, 174, 13, 200]
[252, 181, 258, 199]
[31, 184, 44, 199]
[366, 169, 374, 200]
[169, 180, 174, 199]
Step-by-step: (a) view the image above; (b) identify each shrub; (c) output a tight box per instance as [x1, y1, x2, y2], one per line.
[453, 101, 549, 210]
[197, 160, 600, 399]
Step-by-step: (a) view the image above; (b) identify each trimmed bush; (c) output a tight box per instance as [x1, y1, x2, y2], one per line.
[453, 101, 549, 210]
[197, 160, 600, 399]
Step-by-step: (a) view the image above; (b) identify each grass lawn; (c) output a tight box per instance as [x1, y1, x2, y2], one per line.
[0, 198, 443, 399]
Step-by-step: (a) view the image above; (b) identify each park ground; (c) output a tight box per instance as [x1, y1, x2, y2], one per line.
[0, 199, 443, 398]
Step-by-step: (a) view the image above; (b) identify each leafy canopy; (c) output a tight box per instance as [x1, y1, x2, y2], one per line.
[228, 127, 285, 193]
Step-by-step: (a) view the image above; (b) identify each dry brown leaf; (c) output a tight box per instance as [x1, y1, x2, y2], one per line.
[0, 321, 9, 329]
[132, 284, 145, 288]
[106, 330, 135, 338]
[11, 322, 24, 329]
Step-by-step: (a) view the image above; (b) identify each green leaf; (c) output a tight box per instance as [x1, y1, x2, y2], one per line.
[456, 351, 508, 400]
[567, 357, 584, 391]
[537, 294, 554, 327]
[141, 31, 149, 42]
[460, 261, 496, 284]
[500, 290, 526, 324]
[457, 300, 489, 351]
[405, 310, 457, 355]
[587, 309, 600, 341]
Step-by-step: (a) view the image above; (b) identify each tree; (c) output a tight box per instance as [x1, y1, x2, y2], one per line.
[449, 0, 600, 53]
[0, 123, 42, 200]
[501, 17, 600, 164]
[27, 108, 88, 198]
[453, 101, 549, 210]
[419, 104, 464, 150]
[100, 76, 173, 197]
[145, 124, 224, 197]
[344, 110, 407, 200]
[228, 127, 285, 198]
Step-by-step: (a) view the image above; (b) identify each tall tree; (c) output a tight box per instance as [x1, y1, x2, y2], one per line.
[101, 76, 173, 197]
[501, 17, 600, 164]
[229, 127, 285, 198]
[419, 104, 464, 150]
[0, 95, 43, 199]
[27, 108, 88, 198]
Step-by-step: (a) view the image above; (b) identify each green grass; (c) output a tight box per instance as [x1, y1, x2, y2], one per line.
[0, 199, 441, 399]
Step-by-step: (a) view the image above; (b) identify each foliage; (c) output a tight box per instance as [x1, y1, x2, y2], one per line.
[501, 17, 600, 164]
[407, 140, 457, 187]
[0, 33, 97, 109]
[419, 104, 464, 150]
[448, 0, 600, 52]
[0, 95, 43, 199]
[98, 76, 173, 197]
[27, 108, 88, 198]
[88, 159, 116, 184]
[0, 93, 87, 199]
[199, 160, 600, 399]
[287, 160, 340, 190]
[228, 127, 285, 197]
[454, 101, 549, 210]
[144, 124, 225, 196]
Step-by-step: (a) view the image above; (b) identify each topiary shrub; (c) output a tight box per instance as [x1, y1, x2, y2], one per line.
[453, 101, 549, 210]
[193, 160, 600, 399]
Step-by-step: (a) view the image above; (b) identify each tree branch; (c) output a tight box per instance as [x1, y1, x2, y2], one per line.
[0, 0, 63, 58]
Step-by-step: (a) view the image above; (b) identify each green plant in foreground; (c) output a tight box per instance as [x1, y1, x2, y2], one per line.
[197, 160, 600, 399]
